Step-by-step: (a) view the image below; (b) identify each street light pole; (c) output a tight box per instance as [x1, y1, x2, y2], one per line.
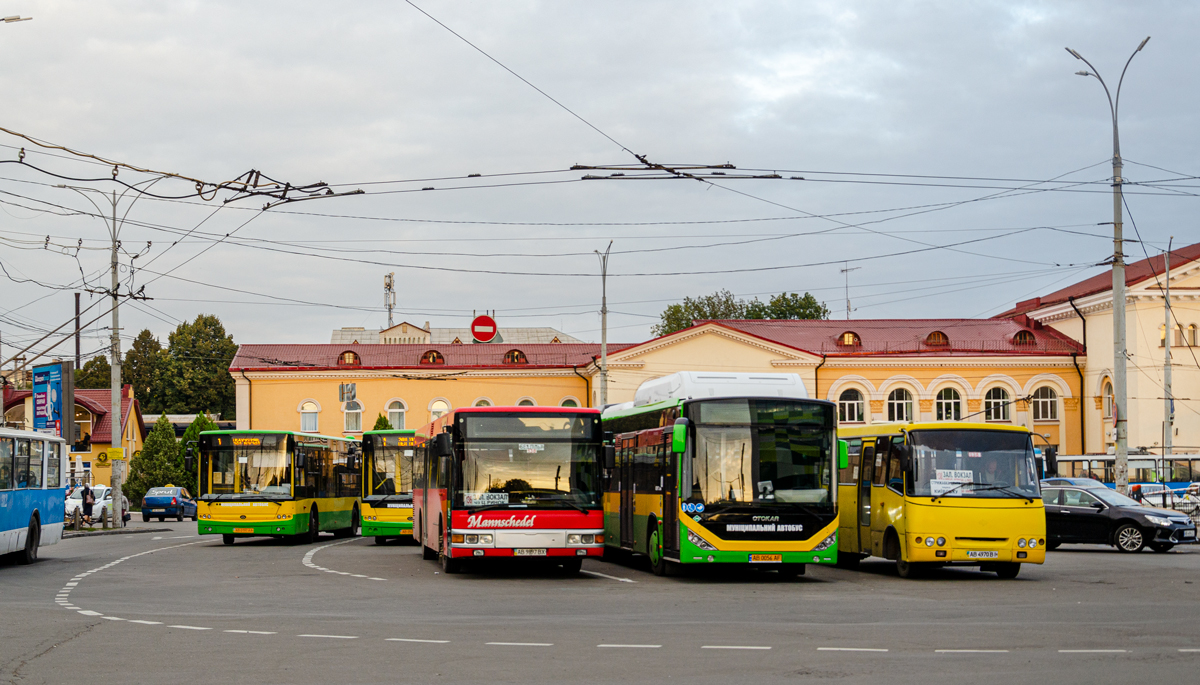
[594, 241, 612, 408]
[1066, 36, 1150, 495]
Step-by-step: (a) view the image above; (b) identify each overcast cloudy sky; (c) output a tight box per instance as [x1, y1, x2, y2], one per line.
[1, 1, 1197, 363]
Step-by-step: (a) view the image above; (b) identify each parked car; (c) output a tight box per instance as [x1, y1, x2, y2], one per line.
[65, 485, 111, 517]
[141, 486, 198, 522]
[1041, 485, 1197, 553]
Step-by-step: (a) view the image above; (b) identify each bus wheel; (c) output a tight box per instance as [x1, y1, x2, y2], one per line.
[440, 550, 461, 574]
[559, 557, 583, 575]
[19, 516, 40, 565]
[349, 505, 359, 537]
[778, 564, 805, 579]
[307, 507, 320, 544]
[993, 562, 1020, 579]
[373, 536, 387, 545]
[1114, 523, 1145, 553]
[222, 534, 235, 545]
[895, 559, 923, 578]
[648, 528, 667, 576]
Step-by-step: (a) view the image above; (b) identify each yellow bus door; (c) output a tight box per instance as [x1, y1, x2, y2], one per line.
[619, 445, 634, 548]
[857, 442, 876, 556]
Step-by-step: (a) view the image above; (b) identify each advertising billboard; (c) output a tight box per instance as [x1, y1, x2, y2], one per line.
[32, 361, 75, 443]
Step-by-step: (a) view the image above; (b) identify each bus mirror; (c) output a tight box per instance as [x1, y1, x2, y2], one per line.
[838, 440, 849, 470]
[672, 418, 689, 454]
[184, 447, 194, 472]
[296, 451, 306, 468]
[604, 445, 616, 470]
[434, 432, 453, 458]
[1045, 447, 1058, 477]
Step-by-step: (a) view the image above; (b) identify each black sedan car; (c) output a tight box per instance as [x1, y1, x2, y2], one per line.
[1041, 484, 1197, 552]
[141, 486, 198, 522]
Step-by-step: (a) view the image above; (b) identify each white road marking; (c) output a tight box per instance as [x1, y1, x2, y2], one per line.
[77, 610, 102, 616]
[702, 645, 771, 650]
[225, 630, 249, 633]
[818, 647, 889, 652]
[387, 638, 451, 644]
[1179, 649, 1200, 653]
[152, 536, 162, 540]
[579, 570, 636, 583]
[487, 642, 554, 647]
[1058, 649, 1127, 653]
[248, 631, 277, 635]
[101, 617, 126, 621]
[128, 620, 163, 625]
[936, 649, 1009, 653]
[169, 625, 212, 630]
[598, 644, 661, 649]
[299, 634, 358, 639]
[369, 577, 386, 581]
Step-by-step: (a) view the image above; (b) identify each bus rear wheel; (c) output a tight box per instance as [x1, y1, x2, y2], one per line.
[374, 535, 388, 545]
[222, 534, 235, 545]
[778, 564, 805, 579]
[306, 507, 320, 544]
[559, 557, 583, 575]
[993, 562, 1021, 579]
[19, 517, 39, 565]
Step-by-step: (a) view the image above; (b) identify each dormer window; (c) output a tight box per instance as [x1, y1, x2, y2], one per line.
[925, 331, 949, 346]
[504, 349, 527, 364]
[837, 331, 861, 347]
[421, 350, 445, 365]
[1013, 330, 1036, 345]
[338, 351, 361, 365]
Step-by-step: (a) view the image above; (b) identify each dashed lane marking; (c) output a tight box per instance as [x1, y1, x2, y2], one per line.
[936, 650, 1009, 653]
[1179, 649, 1200, 653]
[77, 610, 102, 616]
[487, 642, 554, 647]
[128, 620, 163, 625]
[579, 570, 636, 583]
[598, 644, 661, 649]
[299, 634, 358, 639]
[386, 638, 451, 644]
[302, 539, 386, 580]
[170, 625, 213, 631]
[702, 646, 771, 650]
[225, 630, 277, 635]
[818, 647, 889, 652]
[1058, 650, 1127, 653]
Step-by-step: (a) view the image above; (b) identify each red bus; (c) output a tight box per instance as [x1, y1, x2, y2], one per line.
[413, 406, 604, 574]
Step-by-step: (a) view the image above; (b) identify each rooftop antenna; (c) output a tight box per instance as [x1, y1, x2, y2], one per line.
[384, 273, 395, 328]
[840, 262, 861, 320]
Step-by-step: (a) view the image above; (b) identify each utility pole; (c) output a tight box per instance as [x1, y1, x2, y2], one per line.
[840, 262, 861, 320]
[1067, 36, 1149, 494]
[594, 241, 612, 408]
[384, 273, 396, 328]
[1163, 237, 1173, 503]
[75, 293, 81, 369]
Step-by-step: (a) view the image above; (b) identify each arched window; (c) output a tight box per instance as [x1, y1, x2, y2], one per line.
[474, 398, 493, 407]
[387, 400, 406, 430]
[517, 398, 536, 407]
[344, 400, 363, 433]
[1103, 381, 1114, 419]
[984, 387, 1010, 421]
[925, 331, 949, 346]
[1032, 386, 1058, 421]
[1013, 330, 1036, 345]
[1189, 323, 1198, 347]
[504, 349, 528, 364]
[420, 350, 444, 365]
[838, 389, 863, 423]
[430, 399, 449, 421]
[935, 388, 961, 421]
[300, 401, 319, 432]
[887, 389, 912, 422]
[560, 398, 580, 408]
[838, 331, 861, 347]
[338, 350, 360, 365]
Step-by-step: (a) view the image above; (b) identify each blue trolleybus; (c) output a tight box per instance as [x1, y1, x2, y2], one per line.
[1, 427, 68, 564]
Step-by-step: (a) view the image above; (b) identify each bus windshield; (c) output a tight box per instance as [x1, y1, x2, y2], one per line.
[690, 399, 834, 508]
[458, 413, 600, 509]
[909, 430, 1039, 499]
[203, 433, 291, 499]
[366, 435, 415, 500]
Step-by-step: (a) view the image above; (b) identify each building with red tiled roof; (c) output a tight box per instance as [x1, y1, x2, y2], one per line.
[3, 384, 148, 486]
[994, 240, 1200, 457]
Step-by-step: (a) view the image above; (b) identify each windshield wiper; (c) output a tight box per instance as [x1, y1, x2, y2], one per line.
[971, 484, 1037, 503]
[932, 481, 988, 501]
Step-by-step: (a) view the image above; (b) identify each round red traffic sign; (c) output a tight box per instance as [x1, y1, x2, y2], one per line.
[471, 314, 498, 343]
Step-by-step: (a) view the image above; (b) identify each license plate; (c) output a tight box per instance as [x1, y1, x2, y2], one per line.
[750, 554, 783, 563]
[397, 529, 412, 535]
[1185, 530, 1196, 539]
[151, 509, 166, 513]
[967, 550, 999, 559]
[387, 504, 412, 509]
[514, 549, 547, 556]
[232, 528, 254, 533]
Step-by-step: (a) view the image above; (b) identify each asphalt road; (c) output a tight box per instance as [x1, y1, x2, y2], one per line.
[3, 523, 1199, 684]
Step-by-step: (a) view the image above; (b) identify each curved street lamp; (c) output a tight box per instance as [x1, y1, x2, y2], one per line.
[1064, 37, 1149, 495]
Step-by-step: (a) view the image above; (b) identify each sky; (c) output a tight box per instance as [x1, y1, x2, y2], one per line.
[1, 0, 1198, 366]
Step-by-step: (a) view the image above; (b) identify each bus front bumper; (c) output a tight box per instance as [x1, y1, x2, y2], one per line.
[198, 517, 302, 537]
[362, 520, 413, 537]
[906, 534, 1046, 564]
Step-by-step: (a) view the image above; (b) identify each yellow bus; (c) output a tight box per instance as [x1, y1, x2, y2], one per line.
[836, 422, 1045, 578]
[360, 429, 421, 544]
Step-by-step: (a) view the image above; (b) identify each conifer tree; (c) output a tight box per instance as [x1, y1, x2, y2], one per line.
[372, 413, 391, 431]
[179, 413, 218, 492]
[125, 414, 182, 506]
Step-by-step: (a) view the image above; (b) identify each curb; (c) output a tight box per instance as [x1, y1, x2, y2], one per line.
[62, 527, 175, 539]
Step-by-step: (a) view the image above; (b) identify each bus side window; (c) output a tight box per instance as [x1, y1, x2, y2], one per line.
[0, 438, 12, 490]
[885, 436, 904, 492]
[859, 444, 875, 485]
[45, 442, 60, 489]
[872, 439, 890, 486]
[15, 439, 31, 488]
[840, 439, 862, 485]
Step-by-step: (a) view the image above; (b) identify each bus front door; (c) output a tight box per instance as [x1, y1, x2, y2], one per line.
[857, 443, 876, 556]
[662, 437, 678, 556]
[620, 444, 634, 548]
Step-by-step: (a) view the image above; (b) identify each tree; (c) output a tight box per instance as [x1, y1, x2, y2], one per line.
[123, 329, 164, 412]
[75, 356, 112, 389]
[160, 314, 238, 417]
[652, 290, 829, 336]
[372, 413, 391, 431]
[124, 414, 182, 507]
[179, 413, 219, 493]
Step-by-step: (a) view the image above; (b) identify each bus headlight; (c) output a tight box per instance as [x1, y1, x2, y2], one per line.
[568, 534, 580, 545]
[1027, 538, 1038, 549]
[936, 537, 946, 547]
[925, 537, 934, 547]
[813, 532, 837, 552]
[1018, 538, 1027, 548]
[567, 534, 595, 545]
[466, 535, 479, 544]
[688, 530, 717, 551]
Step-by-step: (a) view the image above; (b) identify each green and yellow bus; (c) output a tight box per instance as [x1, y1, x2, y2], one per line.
[837, 422, 1046, 578]
[602, 372, 845, 577]
[194, 430, 361, 545]
[360, 429, 422, 544]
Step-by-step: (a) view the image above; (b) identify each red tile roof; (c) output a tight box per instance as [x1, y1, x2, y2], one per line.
[3, 384, 145, 443]
[699, 319, 1084, 356]
[230, 343, 635, 371]
[996, 240, 1200, 319]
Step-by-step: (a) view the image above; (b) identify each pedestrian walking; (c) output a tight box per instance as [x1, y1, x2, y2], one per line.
[81, 483, 95, 524]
